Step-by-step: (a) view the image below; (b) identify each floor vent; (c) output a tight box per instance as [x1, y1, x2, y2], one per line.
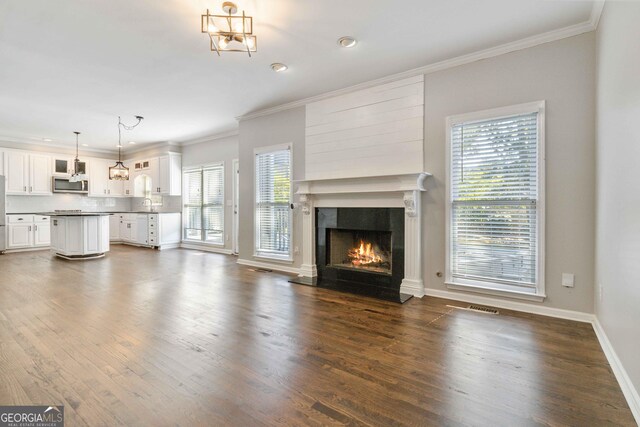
[467, 305, 499, 314]
[249, 268, 273, 273]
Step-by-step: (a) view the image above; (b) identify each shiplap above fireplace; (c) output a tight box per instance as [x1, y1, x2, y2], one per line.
[305, 75, 425, 181]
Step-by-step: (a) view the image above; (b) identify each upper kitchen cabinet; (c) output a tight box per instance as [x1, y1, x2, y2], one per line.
[89, 158, 125, 197]
[52, 155, 86, 176]
[4, 150, 52, 196]
[158, 154, 181, 196]
[129, 153, 181, 196]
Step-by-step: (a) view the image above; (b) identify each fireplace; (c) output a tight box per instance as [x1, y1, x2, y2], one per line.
[327, 229, 392, 275]
[315, 207, 409, 302]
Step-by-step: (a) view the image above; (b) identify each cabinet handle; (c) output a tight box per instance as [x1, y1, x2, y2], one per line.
[29, 186, 32, 192]
[23, 186, 26, 191]
[28, 226, 31, 231]
[34, 225, 37, 231]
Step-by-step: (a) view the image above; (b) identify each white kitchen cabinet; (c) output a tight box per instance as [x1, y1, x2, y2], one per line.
[158, 153, 181, 196]
[7, 223, 32, 248]
[110, 213, 180, 249]
[89, 158, 125, 197]
[52, 156, 87, 176]
[3, 151, 52, 196]
[5, 214, 50, 249]
[136, 215, 149, 245]
[109, 214, 120, 241]
[50, 215, 109, 259]
[4, 151, 28, 195]
[34, 216, 51, 247]
[0, 151, 4, 176]
[30, 154, 53, 195]
[148, 157, 160, 194]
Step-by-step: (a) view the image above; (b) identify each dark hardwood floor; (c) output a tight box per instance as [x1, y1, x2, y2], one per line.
[0, 246, 635, 426]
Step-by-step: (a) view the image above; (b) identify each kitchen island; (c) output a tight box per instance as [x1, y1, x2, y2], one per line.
[42, 212, 111, 260]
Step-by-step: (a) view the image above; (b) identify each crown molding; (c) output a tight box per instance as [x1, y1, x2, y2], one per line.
[178, 129, 239, 147]
[590, 0, 606, 29]
[238, 12, 600, 122]
[123, 140, 181, 156]
[0, 135, 116, 154]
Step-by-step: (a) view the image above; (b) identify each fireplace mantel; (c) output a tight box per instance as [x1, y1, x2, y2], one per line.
[295, 172, 431, 196]
[295, 172, 431, 298]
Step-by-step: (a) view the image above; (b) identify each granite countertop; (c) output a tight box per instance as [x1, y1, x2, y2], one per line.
[37, 212, 114, 217]
[7, 211, 181, 215]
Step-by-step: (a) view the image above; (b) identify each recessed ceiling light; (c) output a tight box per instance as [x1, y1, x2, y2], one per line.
[43, 138, 53, 142]
[116, 144, 123, 148]
[270, 63, 288, 72]
[337, 36, 357, 48]
[82, 144, 89, 147]
[128, 141, 136, 144]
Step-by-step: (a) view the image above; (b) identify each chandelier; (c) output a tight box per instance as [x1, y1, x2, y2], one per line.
[109, 115, 144, 181]
[201, 2, 257, 57]
[69, 131, 88, 183]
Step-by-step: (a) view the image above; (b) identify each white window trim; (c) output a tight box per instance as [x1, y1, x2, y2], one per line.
[445, 101, 546, 300]
[253, 143, 294, 263]
[181, 161, 225, 247]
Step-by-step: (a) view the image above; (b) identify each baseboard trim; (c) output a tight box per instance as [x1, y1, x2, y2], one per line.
[592, 318, 640, 424]
[237, 258, 301, 275]
[3, 247, 50, 254]
[423, 288, 594, 323]
[180, 242, 234, 255]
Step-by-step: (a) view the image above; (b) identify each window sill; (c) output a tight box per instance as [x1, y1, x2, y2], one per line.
[445, 282, 546, 302]
[253, 253, 294, 264]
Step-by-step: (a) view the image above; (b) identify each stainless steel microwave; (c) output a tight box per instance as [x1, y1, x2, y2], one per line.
[52, 176, 89, 194]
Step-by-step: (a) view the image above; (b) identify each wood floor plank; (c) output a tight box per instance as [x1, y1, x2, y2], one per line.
[0, 246, 635, 426]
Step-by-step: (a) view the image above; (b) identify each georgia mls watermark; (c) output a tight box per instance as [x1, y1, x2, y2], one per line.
[0, 406, 64, 427]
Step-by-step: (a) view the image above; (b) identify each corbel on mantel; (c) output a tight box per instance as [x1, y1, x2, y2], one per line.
[294, 172, 431, 297]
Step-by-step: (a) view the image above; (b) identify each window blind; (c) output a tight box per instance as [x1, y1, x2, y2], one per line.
[183, 165, 224, 244]
[255, 148, 291, 258]
[450, 112, 539, 290]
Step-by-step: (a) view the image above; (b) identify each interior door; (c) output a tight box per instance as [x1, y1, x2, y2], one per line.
[232, 159, 239, 254]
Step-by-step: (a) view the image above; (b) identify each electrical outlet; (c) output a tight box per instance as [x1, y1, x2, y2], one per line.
[225, 234, 229, 242]
[294, 246, 299, 254]
[562, 273, 575, 288]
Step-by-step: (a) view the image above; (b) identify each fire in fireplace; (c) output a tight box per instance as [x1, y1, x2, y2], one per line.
[327, 229, 392, 275]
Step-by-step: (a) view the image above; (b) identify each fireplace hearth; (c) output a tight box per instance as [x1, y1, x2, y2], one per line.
[314, 207, 410, 303]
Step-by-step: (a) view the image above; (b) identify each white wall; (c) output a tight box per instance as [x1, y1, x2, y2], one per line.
[238, 108, 305, 268]
[595, 0, 640, 414]
[236, 33, 597, 314]
[424, 33, 596, 313]
[181, 135, 239, 252]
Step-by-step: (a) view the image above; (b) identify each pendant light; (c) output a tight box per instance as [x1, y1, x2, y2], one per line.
[109, 115, 144, 181]
[69, 131, 87, 183]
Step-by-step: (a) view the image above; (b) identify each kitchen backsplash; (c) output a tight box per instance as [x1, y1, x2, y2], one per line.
[6, 194, 182, 213]
[130, 196, 182, 213]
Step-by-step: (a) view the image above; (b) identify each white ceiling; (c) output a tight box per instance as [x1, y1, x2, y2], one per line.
[0, 0, 595, 151]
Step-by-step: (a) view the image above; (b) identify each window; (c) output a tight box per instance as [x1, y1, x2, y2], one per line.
[447, 102, 545, 298]
[183, 164, 224, 244]
[255, 146, 292, 260]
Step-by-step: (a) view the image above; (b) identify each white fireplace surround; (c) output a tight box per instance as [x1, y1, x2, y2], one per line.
[295, 172, 431, 297]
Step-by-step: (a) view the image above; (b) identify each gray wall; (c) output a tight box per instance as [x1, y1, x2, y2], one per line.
[181, 135, 239, 251]
[235, 34, 597, 314]
[595, 1, 640, 403]
[238, 107, 305, 267]
[424, 33, 596, 312]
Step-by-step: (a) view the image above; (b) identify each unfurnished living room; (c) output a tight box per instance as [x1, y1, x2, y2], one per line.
[0, 1, 639, 426]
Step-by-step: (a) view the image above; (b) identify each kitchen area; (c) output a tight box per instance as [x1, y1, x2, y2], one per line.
[0, 146, 183, 258]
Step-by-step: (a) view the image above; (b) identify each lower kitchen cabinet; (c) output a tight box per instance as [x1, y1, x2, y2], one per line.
[6, 214, 50, 249]
[111, 213, 180, 249]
